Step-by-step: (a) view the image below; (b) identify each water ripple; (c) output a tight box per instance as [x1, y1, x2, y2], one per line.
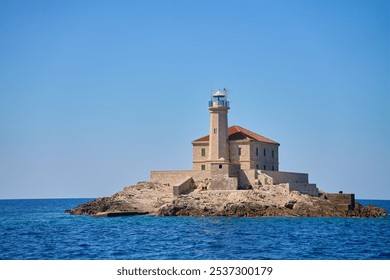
[0, 199, 389, 260]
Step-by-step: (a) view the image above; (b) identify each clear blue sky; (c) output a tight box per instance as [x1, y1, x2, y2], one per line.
[0, 0, 389, 199]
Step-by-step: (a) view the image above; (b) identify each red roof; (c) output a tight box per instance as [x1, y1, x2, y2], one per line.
[193, 125, 279, 145]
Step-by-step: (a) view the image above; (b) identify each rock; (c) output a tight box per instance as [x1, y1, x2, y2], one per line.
[284, 200, 297, 209]
[346, 203, 387, 218]
[94, 211, 149, 217]
[65, 182, 173, 216]
[65, 181, 387, 218]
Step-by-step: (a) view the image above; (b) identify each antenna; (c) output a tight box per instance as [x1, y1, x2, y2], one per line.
[223, 87, 232, 98]
[209, 87, 232, 98]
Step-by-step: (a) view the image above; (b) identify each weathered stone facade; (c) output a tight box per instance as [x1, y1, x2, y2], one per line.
[208, 104, 229, 163]
[325, 193, 355, 210]
[209, 163, 238, 190]
[229, 140, 279, 171]
[150, 170, 211, 187]
[192, 126, 280, 172]
[192, 141, 210, 170]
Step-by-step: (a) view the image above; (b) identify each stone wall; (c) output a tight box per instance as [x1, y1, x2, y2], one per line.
[209, 177, 238, 190]
[209, 163, 238, 190]
[173, 177, 196, 196]
[239, 169, 258, 189]
[262, 170, 309, 184]
[325, 193, 355, 210]
[287, 183, 319, 197]
[228, 163, 240, 178]
[258, 172, 273, 185]
[150, 170, 211, 186]
[152, 168, 321, 196]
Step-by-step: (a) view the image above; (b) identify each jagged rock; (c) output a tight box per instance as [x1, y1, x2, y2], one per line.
[65, 181, 173, 216]
[65, 181, 387, 218]
[346, 203, 387, 218]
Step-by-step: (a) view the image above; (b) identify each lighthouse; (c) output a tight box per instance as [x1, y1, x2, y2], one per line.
[152, 88, 320, 195]
[208, 89, 230, 163]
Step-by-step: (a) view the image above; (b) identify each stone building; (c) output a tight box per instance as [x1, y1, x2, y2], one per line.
[192, 90, 279, 172]
[151, 89, 319, 196]
[192, 125, 279, 172]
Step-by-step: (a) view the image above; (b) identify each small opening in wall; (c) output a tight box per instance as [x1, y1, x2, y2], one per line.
[238, 147, 241, 156]
[263, 149, 266, 157]
[219, 164, 222, 169]
[213, 128, 217, 134]
[263, 165, 266, 170]
[272, 165, 274, 171]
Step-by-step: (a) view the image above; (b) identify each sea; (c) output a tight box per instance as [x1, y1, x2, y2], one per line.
[0, 199, 389, 260]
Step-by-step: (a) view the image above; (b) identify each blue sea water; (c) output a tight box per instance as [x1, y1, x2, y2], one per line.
[0, 198, 389, 260]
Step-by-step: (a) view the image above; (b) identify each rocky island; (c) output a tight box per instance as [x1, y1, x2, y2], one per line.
[65, 181, 387, 218]
[66, 90, 387, 218]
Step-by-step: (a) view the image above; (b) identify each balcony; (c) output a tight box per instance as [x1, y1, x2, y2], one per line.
[209, 100, 230, 108]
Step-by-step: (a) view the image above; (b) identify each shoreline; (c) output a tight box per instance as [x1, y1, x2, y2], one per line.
[65, 182, 388, 218]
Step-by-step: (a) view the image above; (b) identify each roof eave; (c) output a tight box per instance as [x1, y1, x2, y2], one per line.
[192, 140, 209, 144]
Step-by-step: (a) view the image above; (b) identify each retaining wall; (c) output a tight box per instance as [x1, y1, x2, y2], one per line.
[262, 170, 309, 184]
[326, 193, 355, 210]
[150, 170, 211, 186]
[173, 177, 196, 196]
[239, 169, 258, 188]
[287, 183, 319, 197]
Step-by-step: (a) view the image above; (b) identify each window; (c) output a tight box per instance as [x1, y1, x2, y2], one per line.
[201, 164, 206, 170]
[256, 148, 259, 156]
[272, 150, 274, 158]
[201, 148, 206, 157]
[256, 164, 259, 169]
[263, 165, 266, 170]
[272, 165, 274, 171]
[263, 149, 266, 157]
[219, 164, 222, 169]
[238, 147, 241, 156]
[213, 128, 217, 134]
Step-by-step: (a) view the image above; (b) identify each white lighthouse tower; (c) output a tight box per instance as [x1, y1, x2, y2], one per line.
[208, 89, 230, 164]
